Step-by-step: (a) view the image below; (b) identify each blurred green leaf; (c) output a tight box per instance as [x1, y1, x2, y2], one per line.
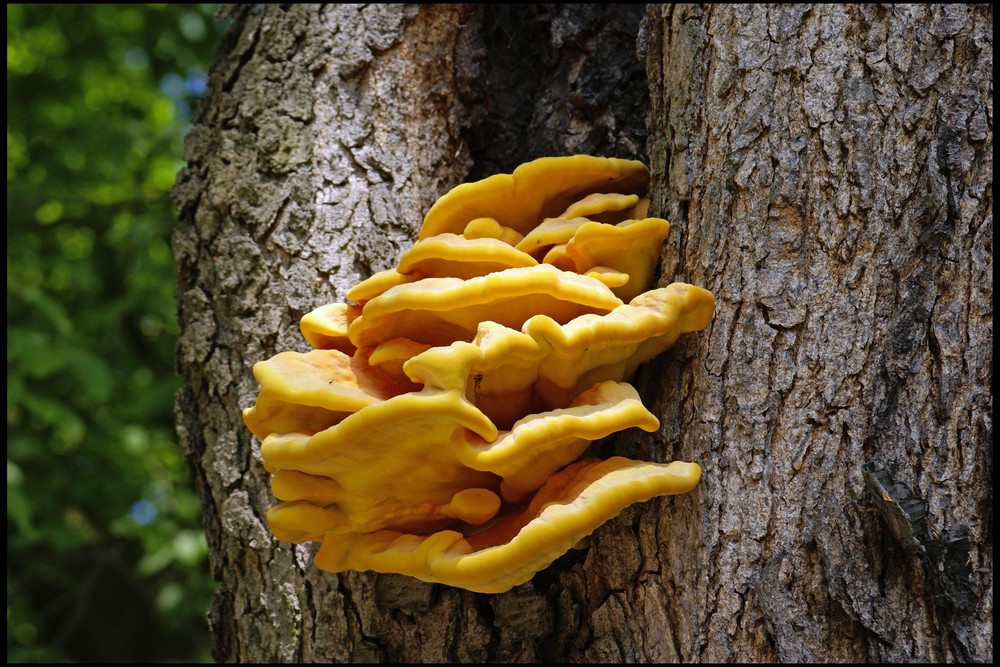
[7, 4, 224, 663]
[6, 461, 38, 541]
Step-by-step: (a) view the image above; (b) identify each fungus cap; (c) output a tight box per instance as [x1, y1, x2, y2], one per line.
[312, 456, 701, 593]
[260, 390, 501, 535]
[348, 264, 623, 348]
[346, 269, 415, 305]
[300, 303, 362, 352]
[527, 282, 715, 406]
[563, 217, 671, 301]
[419, 155, 649, 239]
[558, 192, 645, 222]
[397, 233, 538, 280]
[242, 349, 417, 439]
[457, 381, 661, 502]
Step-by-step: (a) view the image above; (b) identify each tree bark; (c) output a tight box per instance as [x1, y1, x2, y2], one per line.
[172, 4, 991, 662]
[644, 4, 992, 662]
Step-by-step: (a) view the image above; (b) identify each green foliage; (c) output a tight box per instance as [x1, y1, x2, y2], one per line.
[7, 4, 224, 662]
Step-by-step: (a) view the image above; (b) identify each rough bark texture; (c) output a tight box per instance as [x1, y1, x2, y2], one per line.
[172, 3, 992, 662]
[644, 4, 992, 662]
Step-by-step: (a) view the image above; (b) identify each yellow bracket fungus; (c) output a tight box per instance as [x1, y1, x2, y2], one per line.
[243, 349, 418, 440]
[347, 265, 624, 348]
[298, 303, 362, 353]
[397, 233, 538, 280]
[419, 155, 649, 239]
[243, 155, 714, 593]
[312, 457, 701, 594]
[459, 381, 662, 503]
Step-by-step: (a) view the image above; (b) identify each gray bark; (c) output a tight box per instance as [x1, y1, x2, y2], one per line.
[645, 5, 992, 662]
[172, 3, 992, 662]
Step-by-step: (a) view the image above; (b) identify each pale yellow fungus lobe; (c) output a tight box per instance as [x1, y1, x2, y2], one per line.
[462, 217, 524, 245]
[243, 155, 714, 593]
[345, 268, 415, 305]
[458, 381, 662, 503]
[366, 338, 432, 379]
[515, 217, 589, 258]
[311, 456, 702, 594]
[419, 155, 649, 239]
[582, 266, 631, 290]
[299, 303, 362, 353]
[260, 391, 501, 535]
[403, 321, 543, 429]
[396, 233, 538, 280]
[242, 349, 417, 439]
[563, 217, 671, 301]
[558, 192, 644, 222]
[527, 282, 715, 407]
[347, 265, 623, 348]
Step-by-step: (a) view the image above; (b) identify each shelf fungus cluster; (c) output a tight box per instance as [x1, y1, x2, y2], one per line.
[243, 155, 714, 594]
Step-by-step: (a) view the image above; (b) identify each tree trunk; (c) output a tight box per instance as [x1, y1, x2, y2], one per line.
[172, 4, 991, 662]
[644, 4, 992, 662]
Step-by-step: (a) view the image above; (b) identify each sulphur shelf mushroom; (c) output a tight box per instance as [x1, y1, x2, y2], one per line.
[243, 155, 714, 593]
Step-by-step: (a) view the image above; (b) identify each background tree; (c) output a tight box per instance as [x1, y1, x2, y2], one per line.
[7, 4, 223, 662]
[173, 4, 991, 662]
